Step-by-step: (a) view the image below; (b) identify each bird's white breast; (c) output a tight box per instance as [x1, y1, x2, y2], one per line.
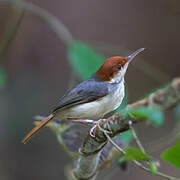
[56, 82, 125, 120]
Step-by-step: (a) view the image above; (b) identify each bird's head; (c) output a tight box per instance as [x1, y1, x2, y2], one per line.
[95, 48, 145, 83]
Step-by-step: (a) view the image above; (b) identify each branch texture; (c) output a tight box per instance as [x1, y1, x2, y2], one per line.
[74, 77, 180, 180]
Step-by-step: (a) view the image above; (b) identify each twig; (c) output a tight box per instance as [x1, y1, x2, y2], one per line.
[0, 0, 74, 46]
[128, 121, 146, 153]
[0, 7, 25, 59]
[133, 160, 180, 180]
[99, 125, 180, 180]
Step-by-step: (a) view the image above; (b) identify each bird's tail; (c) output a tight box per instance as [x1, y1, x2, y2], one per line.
[22, 114, 54, 144]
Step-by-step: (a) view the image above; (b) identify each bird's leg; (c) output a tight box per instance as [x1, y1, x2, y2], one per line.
[68, 118, 109, 138]
[67, 117, 97, 125]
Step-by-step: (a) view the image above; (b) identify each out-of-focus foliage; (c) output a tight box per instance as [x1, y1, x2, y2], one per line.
[68, 41, 105, 80]
[0, 67, 7, 88]
[123, 107, 164, 127]
[150, 161, 158, 174]
[174, 104, 180, 126]
[161, 138, 180, 168]
[119, 130, 133, 144]
[124, 147, 150, 161]
[118, 106, 164, 144]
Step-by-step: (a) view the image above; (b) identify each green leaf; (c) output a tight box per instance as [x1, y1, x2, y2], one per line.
[68, 41, 105, 80]
[118, 156, 128, 170]
[124, 147, 150, 161]
[128, 107, 164, 127]
[150, 161, 158, 174]
[118, 156, 125, 164]
[174, 104, 180, 126]
[0, 67, 7, 88]
[161, 138, 180, 168]
[119, 130, 133, 143]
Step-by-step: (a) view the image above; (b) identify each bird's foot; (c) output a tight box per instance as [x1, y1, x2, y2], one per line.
[68, 118, 98, 137]
[89, 119, 106, 138]
[68, 118, 108, 138]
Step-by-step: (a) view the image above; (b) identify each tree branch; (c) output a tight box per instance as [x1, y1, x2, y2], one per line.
[0, 7, 25, 60]
[0, 0, 74, 45]
[74, 77, 180, 180]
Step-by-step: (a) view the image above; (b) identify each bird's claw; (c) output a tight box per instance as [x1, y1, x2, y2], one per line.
[89, 119, 106, 138]
[90, 124, 97, 137]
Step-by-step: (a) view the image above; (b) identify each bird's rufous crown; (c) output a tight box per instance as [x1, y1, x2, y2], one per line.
[95, 56, 127, 81]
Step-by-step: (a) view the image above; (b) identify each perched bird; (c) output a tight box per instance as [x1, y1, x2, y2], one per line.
[22, 48, 145, 144]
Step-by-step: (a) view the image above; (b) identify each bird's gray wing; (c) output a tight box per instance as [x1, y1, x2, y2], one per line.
[52, 78, 109, 113]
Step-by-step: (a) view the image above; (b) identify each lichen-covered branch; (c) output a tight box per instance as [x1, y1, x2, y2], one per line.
[74, 77, 180, 180]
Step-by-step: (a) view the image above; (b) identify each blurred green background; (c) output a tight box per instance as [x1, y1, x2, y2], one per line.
[0, 0, 179, 179]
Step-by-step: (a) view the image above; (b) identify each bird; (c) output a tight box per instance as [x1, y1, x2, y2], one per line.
[22, 48, 145, 144]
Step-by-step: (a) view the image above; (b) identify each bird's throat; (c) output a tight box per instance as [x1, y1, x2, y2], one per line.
[110, 76, 124, 84]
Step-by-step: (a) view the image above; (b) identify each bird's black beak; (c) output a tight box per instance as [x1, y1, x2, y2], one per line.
[126, 48, 145, 61]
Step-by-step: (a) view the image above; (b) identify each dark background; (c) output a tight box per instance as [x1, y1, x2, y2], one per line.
[0, 0, 179, 179]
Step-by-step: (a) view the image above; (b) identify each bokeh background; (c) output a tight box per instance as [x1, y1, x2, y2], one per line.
[0, 0, 179, 179]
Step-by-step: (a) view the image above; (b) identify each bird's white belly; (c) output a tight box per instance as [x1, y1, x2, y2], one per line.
[56, 83, 124, 120]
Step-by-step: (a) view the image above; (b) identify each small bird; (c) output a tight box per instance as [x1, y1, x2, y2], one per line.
[22, 48, 145, 144]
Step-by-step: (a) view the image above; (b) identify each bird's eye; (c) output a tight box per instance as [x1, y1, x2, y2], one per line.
[117, 64, 122, 70]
